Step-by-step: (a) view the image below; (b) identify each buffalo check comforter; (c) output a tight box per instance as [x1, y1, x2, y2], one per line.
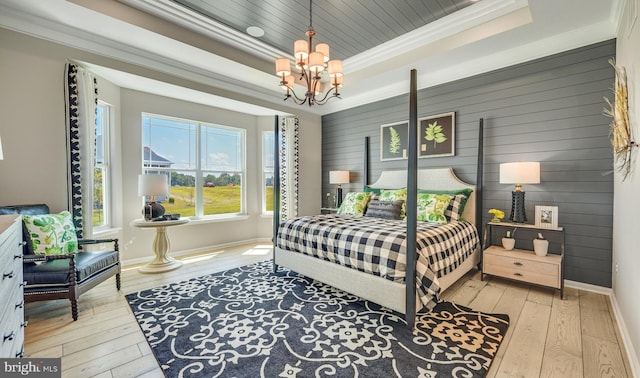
[276, 214, 479, 311]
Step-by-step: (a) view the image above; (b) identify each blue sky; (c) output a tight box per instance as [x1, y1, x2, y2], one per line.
[142, 115, 242, 172]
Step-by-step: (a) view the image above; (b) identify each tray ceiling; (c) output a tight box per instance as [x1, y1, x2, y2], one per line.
[169, 0, 476, 61]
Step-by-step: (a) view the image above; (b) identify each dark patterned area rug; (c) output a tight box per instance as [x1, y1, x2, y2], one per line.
[126, 260, 509, 377]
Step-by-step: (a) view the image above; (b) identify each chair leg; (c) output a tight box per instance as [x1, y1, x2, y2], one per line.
[71, 299, 78, 321]
[116, 273, 121, 291]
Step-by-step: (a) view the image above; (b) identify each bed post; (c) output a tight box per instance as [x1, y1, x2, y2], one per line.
[364, 136, 370, 186]
[273, 115, 281, 273]
[405, 69, 418, 328]
[475, 118, 484, 260]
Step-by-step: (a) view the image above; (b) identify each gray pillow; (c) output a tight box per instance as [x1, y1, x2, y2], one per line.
[365, 199, 404, 220]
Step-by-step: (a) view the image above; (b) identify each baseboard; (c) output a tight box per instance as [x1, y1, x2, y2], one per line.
[610, 293, 640, 377]
[565, 280, 639, 376]
[564, 279, 612, 295]
[121, 238, 273, 267]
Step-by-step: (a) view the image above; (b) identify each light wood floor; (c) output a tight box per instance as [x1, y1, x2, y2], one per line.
[23, 243, 632, 378]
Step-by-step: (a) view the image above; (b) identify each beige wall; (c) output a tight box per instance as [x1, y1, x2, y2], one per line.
[0, 28, 323, 263]
[613, 3, 640, 374]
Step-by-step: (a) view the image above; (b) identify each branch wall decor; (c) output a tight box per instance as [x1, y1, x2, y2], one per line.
[604, 58, 637, 181]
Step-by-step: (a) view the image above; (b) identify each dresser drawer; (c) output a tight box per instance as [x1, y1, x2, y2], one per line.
[484, 252, 559, 276]
[0, 278, 24, 357]
[483, 263, 560, 288]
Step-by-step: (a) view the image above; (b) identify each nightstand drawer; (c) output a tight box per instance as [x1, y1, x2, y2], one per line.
[483, 263, 560, 288]
[484, 252, 558, 276]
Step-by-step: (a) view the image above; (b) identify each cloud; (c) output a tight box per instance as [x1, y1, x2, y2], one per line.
[208, 152, 232, 169]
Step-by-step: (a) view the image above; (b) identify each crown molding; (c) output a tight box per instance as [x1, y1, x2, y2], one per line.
[117, 0, 288, 61]
[344, 0, 530, 73]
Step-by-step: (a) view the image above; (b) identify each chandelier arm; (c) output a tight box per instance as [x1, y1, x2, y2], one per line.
[313, 87, 340, 105]
[286, 88, 308, 105]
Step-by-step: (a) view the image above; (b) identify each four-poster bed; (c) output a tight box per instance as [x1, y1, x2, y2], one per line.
[273, 69, 485, 327]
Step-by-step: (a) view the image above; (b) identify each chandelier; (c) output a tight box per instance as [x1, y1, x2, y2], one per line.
[275, 0, 344, 106]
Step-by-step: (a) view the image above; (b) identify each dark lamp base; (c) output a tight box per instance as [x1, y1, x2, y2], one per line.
[509, 191, 527, 223]
[143, 202, 166, 220]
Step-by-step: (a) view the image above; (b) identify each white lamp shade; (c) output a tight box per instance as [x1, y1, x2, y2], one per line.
[275, 58, 291, 76]
[308, 51, 325, 72]
[328, 60, 343, 77]
[499, 162, 540, 184]
[294, 40, 308, 60]
[316, 43, 330, 62]
[0, 136, 3, 160]
[329, 171, 350, 184]
[138, 174, 169, 197]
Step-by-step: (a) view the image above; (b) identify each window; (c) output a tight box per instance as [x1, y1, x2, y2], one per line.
[262, 131, 275, 213]
[142, 114, 246, 218]
[93, 101, 111, 230]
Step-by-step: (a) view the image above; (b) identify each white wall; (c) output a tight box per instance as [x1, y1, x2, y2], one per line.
[613, 1, 640, 374]
[0, 28, 323, 263]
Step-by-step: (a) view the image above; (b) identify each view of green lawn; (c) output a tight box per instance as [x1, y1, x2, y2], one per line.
[93, 186, 273, 223]
[162, 186, 274, 216]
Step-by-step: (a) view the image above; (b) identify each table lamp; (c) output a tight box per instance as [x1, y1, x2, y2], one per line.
[499, 162, 540, 223]
[0, 136, 4, 160]
[138, 173, 169, 220]
[329, 171, 350, 207]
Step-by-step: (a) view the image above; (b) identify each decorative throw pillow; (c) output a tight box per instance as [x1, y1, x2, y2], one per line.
[364, 199, 404, 220]
[416, 193, 453, 224]
[445, 194, 468, 222]
[23, 211, 78, 256]
[378, 188, 408, 218]
[337, 192, 372, 216]
[418, 188, 472, 216]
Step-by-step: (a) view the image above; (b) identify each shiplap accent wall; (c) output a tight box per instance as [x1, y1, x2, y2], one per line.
[322, 39, 615, 287]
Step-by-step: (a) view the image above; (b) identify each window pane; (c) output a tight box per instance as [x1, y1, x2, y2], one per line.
[93, 102, 110, 229]
[95, 106, 104, 164]
[202, 172, 241, 215]
[201, 126, 242, 172]
[143, 116, 196, 170]
[93, 167, 105, 227]
[162, 170, 196, 217]
[143, 114, 245, 218]
[263, 132, 275, 212]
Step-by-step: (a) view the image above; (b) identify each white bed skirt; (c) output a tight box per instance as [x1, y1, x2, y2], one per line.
[274, 246, 480, 314]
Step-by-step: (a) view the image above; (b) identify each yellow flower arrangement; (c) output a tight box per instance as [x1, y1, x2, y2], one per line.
[488, 208, 505, 222]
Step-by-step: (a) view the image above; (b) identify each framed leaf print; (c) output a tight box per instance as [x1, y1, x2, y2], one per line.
[380, 121, 408, 161]
[419, 112, 455, 158]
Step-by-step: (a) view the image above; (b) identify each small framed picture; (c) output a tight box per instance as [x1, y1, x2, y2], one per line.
[380, 121, 409, 161]
[535, 206, 558, 229]
[418, 112, 455, 158]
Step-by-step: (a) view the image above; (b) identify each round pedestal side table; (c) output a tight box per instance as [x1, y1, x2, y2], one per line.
[131, 218, 189, 274]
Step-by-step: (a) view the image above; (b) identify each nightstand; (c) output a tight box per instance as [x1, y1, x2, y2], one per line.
[482, 221, 564, 298]
[320, 207, 339, 214]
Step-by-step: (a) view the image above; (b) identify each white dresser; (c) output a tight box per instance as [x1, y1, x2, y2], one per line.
[0, 215, 26, 358]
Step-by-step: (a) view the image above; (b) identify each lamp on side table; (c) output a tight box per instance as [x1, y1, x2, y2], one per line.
[329, 170, 350, 207]
[499, 162, 540, 223]
[138, 174, 169, 220]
